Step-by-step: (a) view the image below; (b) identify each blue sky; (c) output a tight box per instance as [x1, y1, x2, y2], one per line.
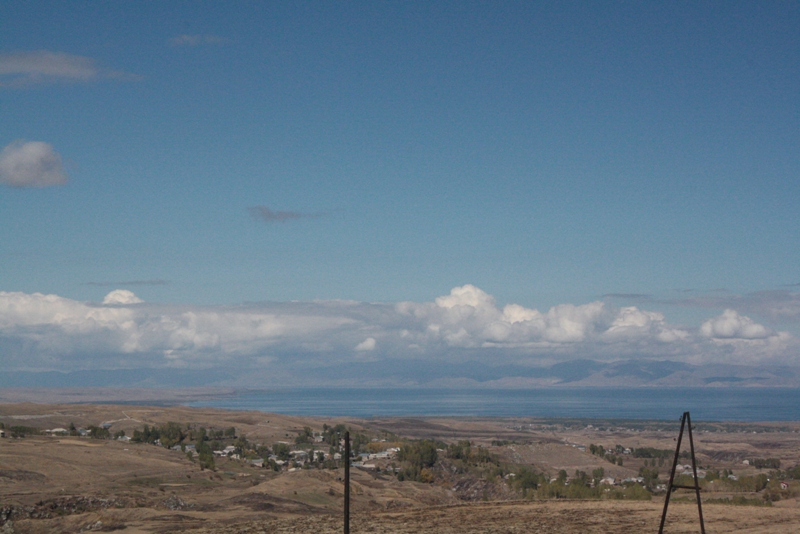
[1, 2, 799, 383]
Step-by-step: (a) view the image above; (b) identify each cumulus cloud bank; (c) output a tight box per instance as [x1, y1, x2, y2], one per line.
[1, 285, 796, 377]
[0, 140, 68, 187]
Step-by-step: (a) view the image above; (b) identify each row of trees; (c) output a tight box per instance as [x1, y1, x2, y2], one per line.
[2, 425, 40, 438]
[447, 440, 494, 466]
[512, 467, 651, 500]
[750, 458, 781, 469]
[588, 443, 624, 466]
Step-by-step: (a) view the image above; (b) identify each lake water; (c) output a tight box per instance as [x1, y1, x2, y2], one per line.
[189, 387, 800, 421]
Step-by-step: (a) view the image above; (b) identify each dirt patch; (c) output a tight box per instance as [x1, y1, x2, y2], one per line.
[228, 493, 277, 511]
[0, 469, 46, 482]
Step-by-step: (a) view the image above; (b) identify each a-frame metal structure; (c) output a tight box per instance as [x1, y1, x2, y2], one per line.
[659, 411, 705, 533]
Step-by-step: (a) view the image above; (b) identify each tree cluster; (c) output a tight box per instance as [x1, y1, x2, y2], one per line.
[750, 458, 781, 469]
[87, 425, 110, 439]
[447, 440, 495, 466]
[396, 440, 439, 483]
[632, 447, 684, 459]
[5, 425, 40, 438]
[588, 443, 623, 466]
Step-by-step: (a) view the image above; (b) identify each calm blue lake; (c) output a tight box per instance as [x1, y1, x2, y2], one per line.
[189, 388, 800, 421]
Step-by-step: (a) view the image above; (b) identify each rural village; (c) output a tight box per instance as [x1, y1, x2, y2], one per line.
[3, 403, 800, 532]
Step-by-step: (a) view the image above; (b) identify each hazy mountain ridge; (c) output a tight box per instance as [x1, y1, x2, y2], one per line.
[2, 359, 798, 388]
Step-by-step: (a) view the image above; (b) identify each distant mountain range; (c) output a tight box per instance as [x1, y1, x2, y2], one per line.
[3, 359, 799, 388]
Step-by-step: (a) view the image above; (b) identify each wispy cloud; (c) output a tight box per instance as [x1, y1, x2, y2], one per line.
[0, 140, 68, 188]
[248, 205, 322, 223]
[0, 50, 139, 87]
[169, 34, 228, 47]
[675, 290, 800, 324]
[84, 279, 171, 287]
[602, 293, 652, 301]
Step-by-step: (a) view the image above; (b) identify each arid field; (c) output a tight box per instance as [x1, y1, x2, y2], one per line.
[2, 402, 800, 533]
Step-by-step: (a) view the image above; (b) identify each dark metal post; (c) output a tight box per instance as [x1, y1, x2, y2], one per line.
[344, 431, 350, 534]
[659, 413, 686, 533]
[659, 411, 706, 534]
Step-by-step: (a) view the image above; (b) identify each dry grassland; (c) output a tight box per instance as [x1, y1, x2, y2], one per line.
[2, 403, 800, 533]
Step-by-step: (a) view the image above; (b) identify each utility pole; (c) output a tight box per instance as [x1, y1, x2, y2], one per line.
[344, 431, 350, 534]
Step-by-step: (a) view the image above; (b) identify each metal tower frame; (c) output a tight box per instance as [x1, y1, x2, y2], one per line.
[659, 411, 705, 533]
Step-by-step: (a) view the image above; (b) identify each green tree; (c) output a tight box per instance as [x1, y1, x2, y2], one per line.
[351, 432, 370, 454]
[234, 435, 250, 456]
[158, 422, 185, 448]
[196, 440, 215, 471]
[592, 467, 605, 486]
[397, 441, 439, 483]
[638, 467, 660, 489]
[398, 440, 438, 469]
[323, 424, 347, 448]
[295, 426, 313, 445]
[88, 425, 110, 439]
[515, 467, 544, 497]
[273, 442, 291, 461]
[447, 440, 471, 460]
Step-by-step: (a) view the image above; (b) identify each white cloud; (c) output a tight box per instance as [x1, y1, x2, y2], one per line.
[0, 50, 139, 87]
[0, 285, 797, 374]
[103, 290, 143, 305]
[355, 337, 376, 351]
[435, 284, 496, 309]
[701, 309, 773, 339]
[0, 140, 68, 187]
